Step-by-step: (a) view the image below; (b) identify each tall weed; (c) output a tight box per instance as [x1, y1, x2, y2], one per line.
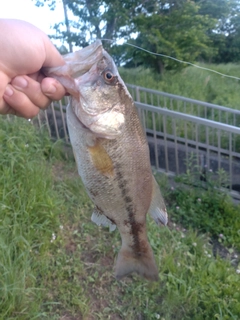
[120, 63, 240, 109]
[0, 117, 61, 319]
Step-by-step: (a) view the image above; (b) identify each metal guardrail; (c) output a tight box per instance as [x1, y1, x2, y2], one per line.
[35, 87, 240, 198]
[127, 84, 240, 129]
[136, 101, 240, 197]
[36, 97, 69, 142]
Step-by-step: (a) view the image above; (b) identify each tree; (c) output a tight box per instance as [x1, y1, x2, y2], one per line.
[195, 0, 240, 63]
[34, 0, 86, 52]
[123, 0, 216, 73]
[33, 0, 142, 52]
[33, 0, 240, 69]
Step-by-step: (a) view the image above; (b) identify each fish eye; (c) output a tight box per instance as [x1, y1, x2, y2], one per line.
[104, 71, 113, 80]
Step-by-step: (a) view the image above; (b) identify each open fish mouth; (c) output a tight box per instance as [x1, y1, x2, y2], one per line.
[63, 40, 104, 78]
[43, 40, 104, 90]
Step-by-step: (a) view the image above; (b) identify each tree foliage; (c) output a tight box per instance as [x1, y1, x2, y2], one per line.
[33, 0, 240, 72]
[124, 1, 216, 72]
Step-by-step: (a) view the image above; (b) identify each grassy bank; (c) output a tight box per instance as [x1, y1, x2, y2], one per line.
[120, 63, 240, 109]
[0, 117, 240, 319]
[0, 117, 63, 319]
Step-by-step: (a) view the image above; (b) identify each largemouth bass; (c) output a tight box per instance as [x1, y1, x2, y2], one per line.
[45, 41, 168, 281]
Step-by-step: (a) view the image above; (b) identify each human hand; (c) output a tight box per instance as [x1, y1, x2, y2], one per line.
[0, 19, 66, 118]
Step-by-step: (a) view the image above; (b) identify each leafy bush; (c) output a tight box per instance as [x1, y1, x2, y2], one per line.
[167, 155, 240, 250]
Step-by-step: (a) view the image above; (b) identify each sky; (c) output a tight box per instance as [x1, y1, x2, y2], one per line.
[0, 0, 63, 35]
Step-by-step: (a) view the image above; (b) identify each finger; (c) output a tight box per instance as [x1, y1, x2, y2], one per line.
[11, 75, 51, 109]
[42, 33, 65, 68]
[0, 86, 24, 117]
[3, 84, 40, 118]
[41, 77, 66, 101]
[0, 97, 20, 117]
[0, 71, 11, 115]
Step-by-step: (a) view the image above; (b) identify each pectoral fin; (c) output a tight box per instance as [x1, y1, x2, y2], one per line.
[91, 207, 116, 232]
[148, 176, 168, 226]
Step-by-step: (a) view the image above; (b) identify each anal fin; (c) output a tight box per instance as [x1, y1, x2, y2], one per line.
[91, 207, 116, 232]
[148, 176, 168, 226]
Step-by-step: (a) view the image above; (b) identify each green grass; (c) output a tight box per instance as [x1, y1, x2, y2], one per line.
[0, 117, 240, 319]
[0, 117, 63, 319]
[120, 63, 240, 109]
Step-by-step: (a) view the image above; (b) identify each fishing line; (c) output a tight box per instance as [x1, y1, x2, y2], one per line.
[100, 38, 240, 81]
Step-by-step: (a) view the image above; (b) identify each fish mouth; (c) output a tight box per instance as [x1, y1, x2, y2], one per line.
[63, 40, 104, 78]
[43, 40, 104, 80]
[75, 51, 118, 116]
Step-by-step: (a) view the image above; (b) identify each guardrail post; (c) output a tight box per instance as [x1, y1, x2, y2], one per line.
[136, 86, 140, 103]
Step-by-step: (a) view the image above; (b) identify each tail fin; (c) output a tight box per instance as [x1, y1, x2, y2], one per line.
[114, 244, 159, 281]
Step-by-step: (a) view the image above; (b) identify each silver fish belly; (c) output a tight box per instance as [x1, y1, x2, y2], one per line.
[45, 41, 168, 281]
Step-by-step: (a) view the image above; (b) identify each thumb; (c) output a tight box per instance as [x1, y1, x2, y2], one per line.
[41, 77, 67, 101]
[42, 34, 65, 68]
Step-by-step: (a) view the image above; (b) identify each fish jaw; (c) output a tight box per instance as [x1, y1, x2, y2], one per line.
[62, 40, 103, 78]
[71, 50, 128, 138]
[43, 40, 104, 98]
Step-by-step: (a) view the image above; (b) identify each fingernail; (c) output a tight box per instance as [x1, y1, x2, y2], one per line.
[45, 84, 57, 95]
[4, 85, 14, 97]
[12, 76, 28, 89]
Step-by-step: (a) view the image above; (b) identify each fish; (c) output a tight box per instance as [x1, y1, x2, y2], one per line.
[44, 40, 168, 281]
